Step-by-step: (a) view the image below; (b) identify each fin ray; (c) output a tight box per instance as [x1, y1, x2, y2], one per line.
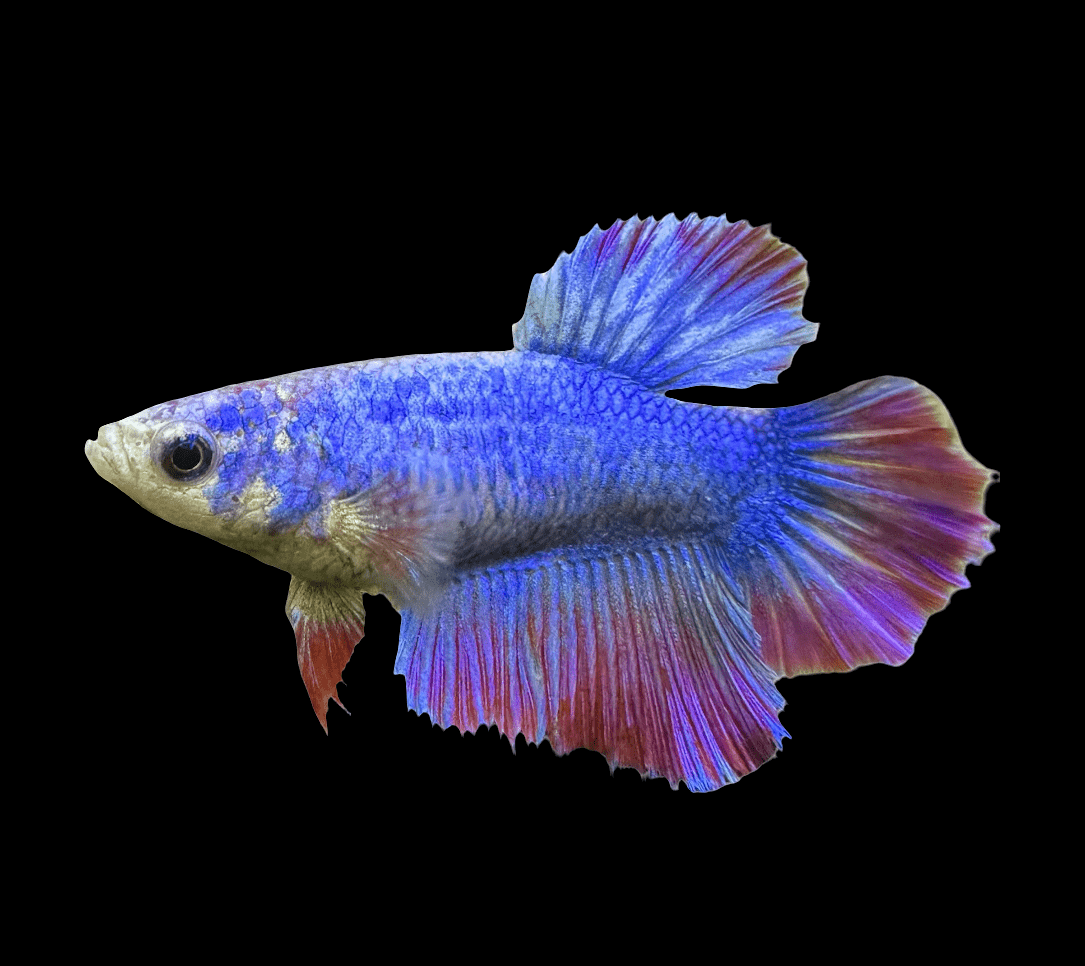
[395, 542, 787, 791]
[513, 214, 815, 390]
[737, 376, 997, 677]
[286, 577, 367, 731]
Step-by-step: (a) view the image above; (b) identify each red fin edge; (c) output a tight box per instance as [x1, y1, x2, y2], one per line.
[286, 578, 367, 731]
[751, 376, 997, 677]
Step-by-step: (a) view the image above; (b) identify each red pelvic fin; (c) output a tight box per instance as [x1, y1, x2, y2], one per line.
[286, 577, 367, 732]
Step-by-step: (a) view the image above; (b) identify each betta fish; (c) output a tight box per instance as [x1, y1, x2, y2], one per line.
[84, 213, 997, 792]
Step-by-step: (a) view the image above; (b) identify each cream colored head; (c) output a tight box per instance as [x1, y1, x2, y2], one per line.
[85, 412, 238, 542]
[85, 395, 386, 586]
[86, 370, 459, 596]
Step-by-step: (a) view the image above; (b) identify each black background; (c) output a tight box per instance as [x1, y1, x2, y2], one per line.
[68, 109, 1002, 849]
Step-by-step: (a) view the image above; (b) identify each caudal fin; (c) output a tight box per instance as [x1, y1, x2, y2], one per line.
[742, 376, 997, 678]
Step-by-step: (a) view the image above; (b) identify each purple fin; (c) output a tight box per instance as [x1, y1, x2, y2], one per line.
[394, 541, 787, 792]
[743, 377, 998, 677]
[512, 213, 815, 390]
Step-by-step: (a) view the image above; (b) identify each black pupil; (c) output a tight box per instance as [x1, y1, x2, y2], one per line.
[172, 442, 203, 470]
[164, 435, 211, 479]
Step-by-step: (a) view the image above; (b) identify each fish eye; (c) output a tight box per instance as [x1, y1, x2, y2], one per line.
[151, 420, 219, 484]
[162, 434, 214, 480]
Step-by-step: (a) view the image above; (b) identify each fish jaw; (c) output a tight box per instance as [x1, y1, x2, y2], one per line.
[85, 416, 154, 508]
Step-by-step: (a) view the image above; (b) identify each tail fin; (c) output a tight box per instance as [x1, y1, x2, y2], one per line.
[740, 376, 997, 678]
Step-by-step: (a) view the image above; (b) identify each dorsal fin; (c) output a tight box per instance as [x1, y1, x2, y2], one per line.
[512, 213, 815, 390]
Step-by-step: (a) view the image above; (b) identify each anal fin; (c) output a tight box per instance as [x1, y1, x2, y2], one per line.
[394, 541, 787, 791]
[286, 577, 367, 732]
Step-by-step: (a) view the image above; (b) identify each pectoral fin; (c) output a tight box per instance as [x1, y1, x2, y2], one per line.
[286, 577, 368, 732]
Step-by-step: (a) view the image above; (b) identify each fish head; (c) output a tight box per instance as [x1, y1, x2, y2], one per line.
[88, 373, 462, 599]
[85, 381, 336, 575]
[86, 408, 231, 537]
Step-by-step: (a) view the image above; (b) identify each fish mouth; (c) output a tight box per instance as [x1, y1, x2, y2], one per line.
[85, 421, 137, 483]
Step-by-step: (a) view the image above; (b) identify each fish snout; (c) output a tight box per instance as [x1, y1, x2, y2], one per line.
[85, 420, 139, 482]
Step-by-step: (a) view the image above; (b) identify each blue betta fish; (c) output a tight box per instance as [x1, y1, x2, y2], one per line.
[84, 214, 997, 792]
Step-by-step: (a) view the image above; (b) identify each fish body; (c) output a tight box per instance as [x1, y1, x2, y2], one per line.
[119, 350, 757, 581]
[85, 214, 997, 791]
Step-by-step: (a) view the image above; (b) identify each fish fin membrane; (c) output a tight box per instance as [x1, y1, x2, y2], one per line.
[741, 376, 998, 677]
[512, 213, 815, 390]
[328, 461, 465, 607]
[287, 577, 367, 732]
[394, 541, 787, 791]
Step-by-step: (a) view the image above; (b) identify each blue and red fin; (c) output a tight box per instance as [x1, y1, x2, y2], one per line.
[512, 213, 815, 390]
[287, 465, 465, 730]
[394, 541, 787, 791]
[286, 577, 367, 732]
[739, 376, 998, 677]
